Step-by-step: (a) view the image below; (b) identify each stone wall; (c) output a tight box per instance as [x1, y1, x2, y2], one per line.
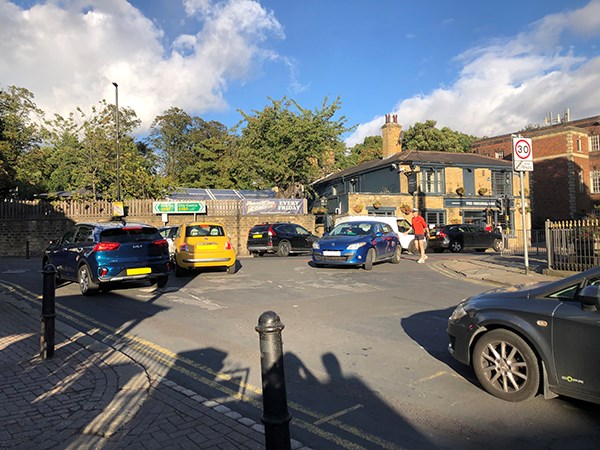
[0, 214, 317, 258]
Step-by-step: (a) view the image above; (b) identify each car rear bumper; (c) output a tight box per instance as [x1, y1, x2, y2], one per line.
[247, 245, 274, 253]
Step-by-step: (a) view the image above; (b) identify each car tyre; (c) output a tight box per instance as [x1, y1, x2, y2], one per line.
[472, 329, 540, 402]
[364, 248, 375, 270]
[78, 264, 99, 296]
[227, 263, 236, 274]
[408, 239, 419, 254]
[277, 240, 292, 257]
[493, 238, 504, 252]
[156, 276, 168, 288]
[449, 240, 463, 253]
[391, 245, 401, 264]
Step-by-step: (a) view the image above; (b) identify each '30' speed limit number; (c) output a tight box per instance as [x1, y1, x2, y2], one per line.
[512, 137, 533, 172]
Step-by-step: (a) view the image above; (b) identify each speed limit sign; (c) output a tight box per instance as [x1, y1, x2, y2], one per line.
[512, 137, 533, 172]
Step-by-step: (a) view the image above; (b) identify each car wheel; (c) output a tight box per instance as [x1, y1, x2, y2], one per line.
[408, 239, 419, 254]
[277, 240, 291, 257]
[156, 276, 168, 288]
[472, 329, 540, 402]
[449, 240, 463, 253]
[175, 264, 186, 277]
[364, 248, 375, 270]
[227, 263, 236, 274]
[493, 239, 504, 252]
[391, 245, 401, 264]
[78, 264, 99, 296]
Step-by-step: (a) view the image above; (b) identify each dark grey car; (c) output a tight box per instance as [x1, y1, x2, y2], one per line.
[448, 266, 600, 404]
[428, 223, 503, 253]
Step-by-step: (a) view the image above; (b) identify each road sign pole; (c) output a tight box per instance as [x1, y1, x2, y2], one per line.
[520, 171, 529, 275]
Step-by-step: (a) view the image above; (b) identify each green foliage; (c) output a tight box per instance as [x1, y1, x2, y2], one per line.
[234, 97, 352, 197]
[402, 120, 479, 153]
[346, 135, 383, 166]
[0, 86, 45, 197]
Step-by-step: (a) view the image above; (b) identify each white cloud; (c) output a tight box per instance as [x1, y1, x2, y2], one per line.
[0, 0, 283, 132]
[345, 0, 600, 147]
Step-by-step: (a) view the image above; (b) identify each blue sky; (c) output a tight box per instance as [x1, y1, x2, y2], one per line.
[2, 0, 600, 146]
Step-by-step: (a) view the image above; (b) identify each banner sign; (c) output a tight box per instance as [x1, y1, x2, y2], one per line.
[444, 198, 498, 208]
[153, 201, 206, 214]
[242, 199, 304, 215]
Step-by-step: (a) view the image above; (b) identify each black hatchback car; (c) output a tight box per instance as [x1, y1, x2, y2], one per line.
[448, 266, 600, 404]
[428, 223, 503, 253]
[43, 222, 171, 295]
[247, 222, 317, 257]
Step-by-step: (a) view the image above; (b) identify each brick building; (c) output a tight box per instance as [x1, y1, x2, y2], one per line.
[471, 115, 600, 226]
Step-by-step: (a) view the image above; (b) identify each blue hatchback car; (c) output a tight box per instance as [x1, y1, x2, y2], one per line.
[43, 221, 172, 295]
[312, 220, 401, 270]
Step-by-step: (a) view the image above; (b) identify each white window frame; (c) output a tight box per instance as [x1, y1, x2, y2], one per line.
[590, 135, 600, 152]
[591, 170, 600, 194]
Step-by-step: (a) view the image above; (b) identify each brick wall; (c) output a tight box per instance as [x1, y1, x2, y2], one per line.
[0, 213, 317, 258]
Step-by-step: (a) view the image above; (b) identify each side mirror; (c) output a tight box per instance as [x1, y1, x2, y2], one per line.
[578, 285, 600, 312]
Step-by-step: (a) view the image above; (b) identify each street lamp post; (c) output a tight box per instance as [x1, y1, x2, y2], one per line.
[112, 82, 121, 201]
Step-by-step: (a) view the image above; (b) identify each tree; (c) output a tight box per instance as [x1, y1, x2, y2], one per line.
[147, 107, 236, 189]
[402, 120, 479, 153]
[235, 97, 351, 197]
[346, 136, 383, 166]
[0, 86, 45, 197]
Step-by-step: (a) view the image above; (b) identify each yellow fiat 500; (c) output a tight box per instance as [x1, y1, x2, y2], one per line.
[173, 222, 237, 276]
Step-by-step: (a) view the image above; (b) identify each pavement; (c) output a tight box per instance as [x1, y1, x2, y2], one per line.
[0, 255, 563, 450]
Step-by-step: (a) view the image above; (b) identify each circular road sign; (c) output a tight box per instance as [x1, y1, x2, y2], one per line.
[514, 139, 532, 160]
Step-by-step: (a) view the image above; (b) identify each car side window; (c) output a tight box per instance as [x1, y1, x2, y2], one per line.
[382, 224, 393, 234]
[75, 226, 93, 243]
[295, 225, 310, 235]
[548, 275, 600, 301]
[61, 229, 76, 244]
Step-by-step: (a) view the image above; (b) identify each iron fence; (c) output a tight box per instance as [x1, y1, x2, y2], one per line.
[546, 219, 600, 272]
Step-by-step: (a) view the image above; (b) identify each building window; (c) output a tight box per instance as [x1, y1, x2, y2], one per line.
[425, 211, 445, 227]
[591, 170, 600, 194]
[421, 168, 444, 194]
[494, 150, 504, 159]
[492, 171, 511, 196]
[591, 135, 600, 152]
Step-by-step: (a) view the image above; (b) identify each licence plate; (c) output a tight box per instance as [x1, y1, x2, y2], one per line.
[252, 234, 262, 238]
[197, 243, 218, 250]
[323, 250, 341, 256]
[127, 267, 151, 276]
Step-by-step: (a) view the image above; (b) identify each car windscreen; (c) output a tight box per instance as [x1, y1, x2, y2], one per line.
[100, 227, 160, 243]
[329, 223, 373, 236]
[187, 225, 224, 237]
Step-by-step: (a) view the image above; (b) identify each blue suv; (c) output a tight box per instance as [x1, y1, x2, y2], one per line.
[43, 221, 172, 295]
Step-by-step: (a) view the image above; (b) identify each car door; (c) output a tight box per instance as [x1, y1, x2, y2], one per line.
[71, 225, 96, 274]
[380, 223, 397, 257]
[551, 278, 600, 397]
[470, 225, 490, 249]
[372, 223, 390, 258]
[291, 224, 315, 251]
[49, 227, 77, 278]
[459, 224, 476, 248]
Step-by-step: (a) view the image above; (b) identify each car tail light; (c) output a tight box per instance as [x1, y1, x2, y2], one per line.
[224, 241, 232, 250]
[179, 243, 189, 252]
[152, 239, 168, 248]
[439, 230, 447, 239]
[268, 225, 276, 237]
[94, 242, 120, 251]
[99, 267, 109, 276]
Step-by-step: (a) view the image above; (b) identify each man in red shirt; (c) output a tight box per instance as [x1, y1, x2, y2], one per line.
[406, 207, 428, 263]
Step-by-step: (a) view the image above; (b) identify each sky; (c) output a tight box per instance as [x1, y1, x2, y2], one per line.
[2, 0, 600, 147]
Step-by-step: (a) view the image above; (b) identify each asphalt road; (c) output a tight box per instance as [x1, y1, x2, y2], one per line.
[2, 253, 600, 450]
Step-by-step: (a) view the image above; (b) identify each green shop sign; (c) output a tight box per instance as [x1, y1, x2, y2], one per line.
[153, 201, 206, 214]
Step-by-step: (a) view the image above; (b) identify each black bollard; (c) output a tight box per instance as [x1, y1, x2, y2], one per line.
[255, 311, 291, 450]
[41, 264, 56, 359]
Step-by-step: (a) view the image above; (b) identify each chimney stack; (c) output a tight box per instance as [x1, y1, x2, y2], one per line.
[381, 114, 402, 158]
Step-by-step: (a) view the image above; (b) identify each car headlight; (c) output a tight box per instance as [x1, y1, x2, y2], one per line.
[347, 242, 366, 250]
[312, 241, 320, 250]
[449, 303, 468, 322]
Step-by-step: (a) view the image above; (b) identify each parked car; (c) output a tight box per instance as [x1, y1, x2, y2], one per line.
[312, 220, 401, 270]
[247, 222, 318, 257]
[42, 221, 171, 295]
[335, 215, 426, 253]
[427, 223, 503, 253]
[173, 222, 236, 276]
[159, 225, 179, 259]
[448, 266, 600, 404]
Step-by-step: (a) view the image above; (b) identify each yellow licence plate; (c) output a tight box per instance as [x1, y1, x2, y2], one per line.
[252, 234, 262, 238]
[127, 267, 151, 276]
[197, 243, 218, 250]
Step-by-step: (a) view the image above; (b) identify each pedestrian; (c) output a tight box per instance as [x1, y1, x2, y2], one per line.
[406, 207, 428, 263]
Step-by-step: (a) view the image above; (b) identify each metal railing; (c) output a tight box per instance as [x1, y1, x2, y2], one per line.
[546, 219, 600, 272]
